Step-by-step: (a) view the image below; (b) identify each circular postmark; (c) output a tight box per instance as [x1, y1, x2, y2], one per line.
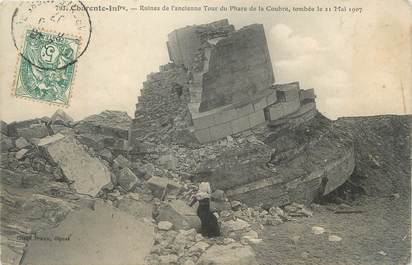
[11, 0, 92, 70]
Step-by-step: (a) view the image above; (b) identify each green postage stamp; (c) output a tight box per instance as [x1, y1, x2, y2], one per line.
[13, 29, 80, 105]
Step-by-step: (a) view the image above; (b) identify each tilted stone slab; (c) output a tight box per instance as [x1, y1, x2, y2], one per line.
[156, 199, 201, 231]
[21, 201, 154, 265]
[42, 135, 111, 196]
[16, 124, 49, 139]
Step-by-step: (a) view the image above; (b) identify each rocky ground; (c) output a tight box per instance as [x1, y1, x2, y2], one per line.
[0, 110, 410, 265]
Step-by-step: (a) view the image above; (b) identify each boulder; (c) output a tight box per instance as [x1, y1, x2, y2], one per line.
[211, 189, 226, 201]
[115, 197, 153, 219]
[51, 109, 74, 125]
[15, 137, 30, 149]
[98, 148, 113, 161]
[158, 221, 173, 231]
[118, 167, 140, 191]
[197, 243, 258, 265]
[221, 218, 250, 235]
[50, 125, 74, 135]
[15, 149, 29, 160]
[156, 200, 201, 231]
[311, 226, 325, 235]
[41, 135, 111, 196]
[113, 154, 131, 168]
[75, 110, 131, 139]
[16, 123, 49, 139]
[146, 176, 182, 199]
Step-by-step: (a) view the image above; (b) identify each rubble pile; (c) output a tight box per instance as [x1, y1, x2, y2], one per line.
[130, 64, 195, 146]
[3, 19, 409, 265]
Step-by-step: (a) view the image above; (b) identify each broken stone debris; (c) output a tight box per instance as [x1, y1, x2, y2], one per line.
[15, 149, 29, 160]
[146, 176, 182, 199]
[197, 243, 258, 265]
[17, 123, 49, 139]
[158, 221, 173, 231]
[15, 137, 31, 149]
[41, 135, 111, 196]
[155, 200, 201, 231]
[1, 134, 14, 151]
[118, 167, 141, 191]
[312, 226, 325, 235]
[328, 235, 342, 242]
[50, 109, 74, 125]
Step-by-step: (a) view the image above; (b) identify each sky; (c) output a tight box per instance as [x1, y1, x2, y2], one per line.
[0, 0, 411, 123]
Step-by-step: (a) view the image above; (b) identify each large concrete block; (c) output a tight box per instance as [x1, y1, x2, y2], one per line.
[248, 111, 266, 128]
[156, 200, 201, 231]
[17, 124, 49, 139]
[210, 122, 233, 141]
[118, 168, 141, 191]
[42, 135, 111, 196]
[300, 88, 316, 101]
[214, 109, 237, 125]
[194, 128, 211, 143]
[231, 116, 251, 134]
[192, 114, 215, 130]
[146, 176, 182, 199]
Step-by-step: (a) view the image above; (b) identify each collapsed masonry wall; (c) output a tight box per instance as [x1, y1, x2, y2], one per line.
[133, 20, 319, 145]
[199, 24, 275, 112]
[194, 114, 356, 207]
[130, 64, 194, 145]
[192, 82, 316, 143]
[167, 19, 234, 70]
[227, 144, 355, 207]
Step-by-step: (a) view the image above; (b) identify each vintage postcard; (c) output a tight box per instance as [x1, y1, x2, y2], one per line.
[0, 0, 411, 265]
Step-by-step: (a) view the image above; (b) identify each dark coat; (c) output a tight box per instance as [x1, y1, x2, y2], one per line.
[192, 198, 220, 237]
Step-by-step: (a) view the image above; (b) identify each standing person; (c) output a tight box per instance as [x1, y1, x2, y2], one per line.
[189, 182, 221, 237]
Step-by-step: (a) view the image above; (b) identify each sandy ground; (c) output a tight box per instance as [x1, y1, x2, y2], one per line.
[254, 194, 411, 265]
